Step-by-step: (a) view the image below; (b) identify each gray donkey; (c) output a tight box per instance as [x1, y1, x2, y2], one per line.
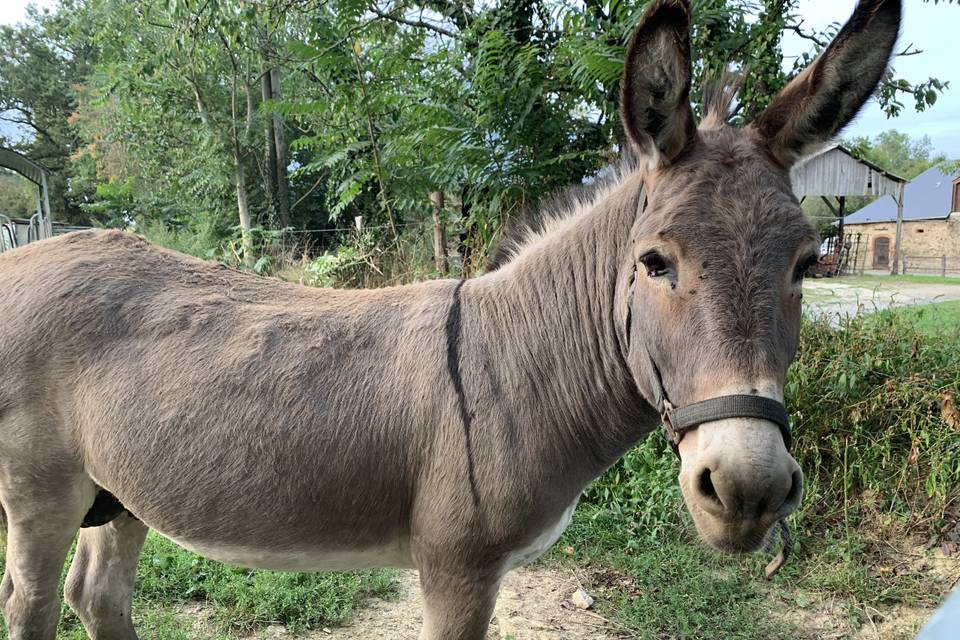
[0, 1, 901, 638]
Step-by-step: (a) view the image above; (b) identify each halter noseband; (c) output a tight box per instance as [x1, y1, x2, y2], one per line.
[646, 349, 792, 456]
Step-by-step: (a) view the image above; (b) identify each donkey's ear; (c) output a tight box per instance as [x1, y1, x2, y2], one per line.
[750, 0, 902, 168]
[619, 0, 695, 165]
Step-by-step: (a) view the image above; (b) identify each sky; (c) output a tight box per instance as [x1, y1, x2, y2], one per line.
[1, 0, 958, 157]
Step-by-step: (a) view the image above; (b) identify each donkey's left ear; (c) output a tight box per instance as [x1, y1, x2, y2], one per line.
[620, 0, 696, 166]
[749, 0, 902, 168]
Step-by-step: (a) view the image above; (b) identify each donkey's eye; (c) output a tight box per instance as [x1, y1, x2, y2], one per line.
[794, 254, 818, 283]
[640, 251, 670, 278]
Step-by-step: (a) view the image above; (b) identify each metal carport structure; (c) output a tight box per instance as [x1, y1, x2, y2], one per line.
[0, 146, 54, 252]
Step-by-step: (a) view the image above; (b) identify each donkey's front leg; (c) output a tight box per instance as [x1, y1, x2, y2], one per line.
[417, 558, 502, 640]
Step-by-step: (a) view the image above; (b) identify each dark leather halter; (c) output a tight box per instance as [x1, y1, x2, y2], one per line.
[645, 349, 792, 457]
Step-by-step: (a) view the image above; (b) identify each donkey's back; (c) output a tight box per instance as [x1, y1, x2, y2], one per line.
[0, 230, 455, 569]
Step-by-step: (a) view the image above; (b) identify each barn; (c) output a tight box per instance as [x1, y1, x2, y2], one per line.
[843, 166, 960, 275]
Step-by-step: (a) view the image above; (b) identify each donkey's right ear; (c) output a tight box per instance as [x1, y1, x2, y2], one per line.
[619, 0, 696, 167]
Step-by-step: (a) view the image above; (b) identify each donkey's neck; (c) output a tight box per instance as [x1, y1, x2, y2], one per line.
[467, 173, 658, 486]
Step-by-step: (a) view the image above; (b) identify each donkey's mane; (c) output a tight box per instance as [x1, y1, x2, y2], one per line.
[487, 77, 740, 272]
[486, 157, 641, 271]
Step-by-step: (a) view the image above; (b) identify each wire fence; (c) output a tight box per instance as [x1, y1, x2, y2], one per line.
[902, 254, 960, 277]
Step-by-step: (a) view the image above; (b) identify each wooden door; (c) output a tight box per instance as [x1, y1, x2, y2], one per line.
[873, 237, 890, 269]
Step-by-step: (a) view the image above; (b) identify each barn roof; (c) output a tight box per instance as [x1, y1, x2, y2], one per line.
[844, 166, 958, 225]
[791, 144, 906, 199]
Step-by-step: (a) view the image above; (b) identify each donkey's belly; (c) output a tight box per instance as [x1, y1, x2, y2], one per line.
[503, 497, 579, 571]
[158, 531, 415, 572]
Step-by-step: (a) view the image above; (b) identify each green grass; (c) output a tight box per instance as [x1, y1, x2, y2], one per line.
[550, 504, 947, 640]
[823, 274, 960, 287]
[0, 533, 398, 639]
[868, 299, 960, 336]
[554, 507, 791, 640]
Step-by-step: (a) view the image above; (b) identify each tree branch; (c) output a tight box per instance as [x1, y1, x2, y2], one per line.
[368, 5, 458, 39]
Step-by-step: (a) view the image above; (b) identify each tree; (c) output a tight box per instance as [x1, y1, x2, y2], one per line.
[846, 130, 949, 180]
[4, 0, 954, 272]
[0, 0, 97, 223]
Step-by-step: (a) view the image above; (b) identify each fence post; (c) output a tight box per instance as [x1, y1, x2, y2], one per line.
[943, 255, 948, 278]
[355, 216, 364, 232]
[429, 191, 448, 276]
[902, 255, 908, 275]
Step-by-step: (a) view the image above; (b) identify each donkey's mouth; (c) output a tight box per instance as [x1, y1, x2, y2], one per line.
[688, 512, 781, 554]
[678, 468, 796, 555]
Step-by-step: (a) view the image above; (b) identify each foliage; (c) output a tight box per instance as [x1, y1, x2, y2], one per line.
[0, 0, 98, 223]
[305, 232, 380, 288]
[846, 129, 949, 180]
[1, 0, 955, 271]
[0, 171, 35, 217]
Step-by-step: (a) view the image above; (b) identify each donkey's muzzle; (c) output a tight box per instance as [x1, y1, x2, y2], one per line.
[680, 416, 802, 552]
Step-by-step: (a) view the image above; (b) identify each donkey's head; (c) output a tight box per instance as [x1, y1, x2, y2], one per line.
[617, 0, 901, 552]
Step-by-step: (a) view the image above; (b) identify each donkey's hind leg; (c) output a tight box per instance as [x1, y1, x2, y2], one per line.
[65, 513, 147, 640]
[0, 479, 93, 640]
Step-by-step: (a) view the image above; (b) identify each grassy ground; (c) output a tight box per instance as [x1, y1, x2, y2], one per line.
[548, 504, 952, 640]
[815, 274, 960, 287]
[0, 534, 398, 640]
[868, 299, 960, 335]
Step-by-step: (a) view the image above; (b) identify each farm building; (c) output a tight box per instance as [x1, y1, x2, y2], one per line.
[790, 144, 907, 276]
[842, 166, 960, 274]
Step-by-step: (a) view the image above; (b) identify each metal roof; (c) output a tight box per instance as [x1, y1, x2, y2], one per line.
[791, 144, 906, 198]
[844, 166, 958, 225]
[0, 147, 48, 186]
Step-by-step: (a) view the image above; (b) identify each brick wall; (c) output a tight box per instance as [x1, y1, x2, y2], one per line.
[845, 212, 960, 273]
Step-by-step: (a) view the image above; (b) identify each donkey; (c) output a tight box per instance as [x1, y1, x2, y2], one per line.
[0, 1, 901, 638]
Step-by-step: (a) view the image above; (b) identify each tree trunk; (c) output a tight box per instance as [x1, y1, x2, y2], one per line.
[233, 147, 254, 266]
[430, 191, 448, 276]
[261, 67, 279, 223]
[270, 68, 291, 228]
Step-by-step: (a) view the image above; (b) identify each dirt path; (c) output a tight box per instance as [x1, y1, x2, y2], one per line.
[323, 568, 617, 640]
[803, 279, 960, 319]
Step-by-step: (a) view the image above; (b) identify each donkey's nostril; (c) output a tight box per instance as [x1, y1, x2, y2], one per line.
[778, 469, 803, 515]
[696, 468, 724, 512]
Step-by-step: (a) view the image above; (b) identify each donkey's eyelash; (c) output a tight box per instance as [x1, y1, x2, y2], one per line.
[793, 254, 818, 282]
[639, 251, 671, 278]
